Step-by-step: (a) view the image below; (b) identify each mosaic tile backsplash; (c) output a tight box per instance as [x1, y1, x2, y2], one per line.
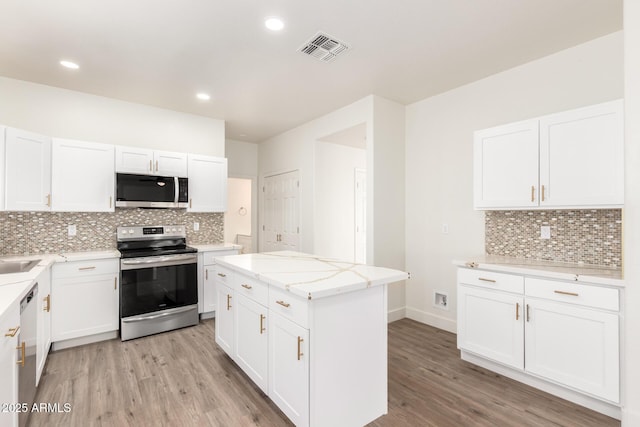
[485, 209, 622, 267]
[0, 209, 224, 255]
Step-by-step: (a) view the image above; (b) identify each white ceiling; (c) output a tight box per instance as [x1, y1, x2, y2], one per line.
[0, 1, 622, 143]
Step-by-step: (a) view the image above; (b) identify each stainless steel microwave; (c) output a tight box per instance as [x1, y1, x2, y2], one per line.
[116, 173, 188, 208]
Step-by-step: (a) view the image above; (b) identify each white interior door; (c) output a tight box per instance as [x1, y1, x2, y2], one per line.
[354, 168, 366, 264]
[262, 171, 299, 252]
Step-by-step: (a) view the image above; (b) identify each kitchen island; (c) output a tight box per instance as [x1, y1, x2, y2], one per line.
[213, 251, 408, 427]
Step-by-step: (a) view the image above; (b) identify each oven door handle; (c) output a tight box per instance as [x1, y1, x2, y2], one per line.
[121, 254, 197, 270]
[122, 305, 196, 323]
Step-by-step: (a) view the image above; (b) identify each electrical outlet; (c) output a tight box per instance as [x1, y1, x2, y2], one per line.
[193, 222, 200, 231]
[540, 225, 551, 239]
[442, 223, 449, 234]
[68, 225, 77, 236]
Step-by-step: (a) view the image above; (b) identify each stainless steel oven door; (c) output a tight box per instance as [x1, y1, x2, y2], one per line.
[120, 253, 197, 319]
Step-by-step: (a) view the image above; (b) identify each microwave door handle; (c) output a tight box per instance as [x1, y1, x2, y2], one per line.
[174, 176, 179, 204]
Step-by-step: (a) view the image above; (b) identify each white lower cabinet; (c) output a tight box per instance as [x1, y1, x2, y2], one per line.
[52, 259, 119, 343]
[457, 267, 621, 409]
[0, 304, 19, 427]
[457, 285, 524, 370]
[36, 267, 51, 385]
[235, 293, 269, 393]
[215, 280, 235, 356]
[198, 250, 240, 315]
[269, 312, 309, 426]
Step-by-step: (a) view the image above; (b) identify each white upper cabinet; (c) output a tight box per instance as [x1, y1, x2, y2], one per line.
[5, 127, 52, 211]
[0, 126, 5, 211]
[52, 138, 115, 212]
[539, 100, 624, 207]
[187, 154, 227, 212]
[474, 120, 539, 209]
[474, 100, 624, 210]
[115, 146, 187, 177]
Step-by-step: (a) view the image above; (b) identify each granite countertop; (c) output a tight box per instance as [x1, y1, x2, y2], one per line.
[215, 251, 408, 300]
[190, 243, 242, 252]
[453, 255, 623, 287]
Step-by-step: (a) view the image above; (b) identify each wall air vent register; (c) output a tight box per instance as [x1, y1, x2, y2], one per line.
[299, 32, 350, 62]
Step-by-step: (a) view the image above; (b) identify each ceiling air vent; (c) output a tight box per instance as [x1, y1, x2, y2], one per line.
[298, 32, 349, 62]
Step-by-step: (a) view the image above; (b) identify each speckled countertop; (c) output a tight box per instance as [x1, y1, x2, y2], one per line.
[453, 255, 623, 287]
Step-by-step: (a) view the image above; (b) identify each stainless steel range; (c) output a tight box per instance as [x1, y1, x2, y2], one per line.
[117, 225, 198, 341]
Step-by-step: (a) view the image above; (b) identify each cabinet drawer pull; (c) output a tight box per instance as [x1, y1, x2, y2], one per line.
[241, 284, 253, 290]
[218, 273, 226, 278]
[531, 185, 535, 202]
[516, 302, 519, 321]
[5, 326, 19, 337]
[478, 277, 496, 283]
[554, 290, 579, 297]
[526, 304, 530, 322]
[260, 314, 266, 334]
[227, 294, 232, 310]
[17, 342, 25, 367]
[78, 266, 96, 271]
[276, 300, 290, 308]
[297, 336, 304, 360]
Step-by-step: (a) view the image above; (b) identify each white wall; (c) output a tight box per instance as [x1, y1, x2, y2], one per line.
[226, 139, 258, 177]
[0, 76, 225, 156]
[314, 141, 366, 261]
[405, 31, 624, 333]
[623, 2, 640, 424]
[224, 177, 252, 244]
[258, 95, 407, 318]
[226, 139, 258, 251]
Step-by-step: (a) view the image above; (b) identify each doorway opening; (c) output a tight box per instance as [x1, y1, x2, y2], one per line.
[225, 177, 253, 253]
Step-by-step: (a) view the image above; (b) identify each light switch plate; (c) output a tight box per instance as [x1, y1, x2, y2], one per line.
[540, 225, 551, 239]
[193, 222, 200, 231]
[68, 225, 77, 236]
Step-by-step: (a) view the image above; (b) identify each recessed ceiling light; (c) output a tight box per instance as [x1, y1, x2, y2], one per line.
[196, 93, 211, 101]
[265, 17, 284, 31]
[59, 60, 79, 70]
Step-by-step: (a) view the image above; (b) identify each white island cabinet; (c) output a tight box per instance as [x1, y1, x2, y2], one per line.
[214, 251, 407, 427]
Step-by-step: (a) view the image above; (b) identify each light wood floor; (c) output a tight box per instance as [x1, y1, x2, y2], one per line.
[28, 319, 619, 427]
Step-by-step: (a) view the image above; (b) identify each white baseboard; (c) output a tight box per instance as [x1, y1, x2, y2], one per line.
[387, 306, 406, 323]
[200, 311, 216, 320]
[52, 330, 119, 351]
[405, 307, 457, 333]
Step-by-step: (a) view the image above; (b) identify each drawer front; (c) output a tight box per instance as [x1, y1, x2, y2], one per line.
[203, 250, 239, 265]
[525, 278, 619, 311]
[269, 286, 309, 329]
[53, 258, 119, 279]
[214, 265, 234, 287]
[235, 273, 268, 306]
[458, 268, 524, 294]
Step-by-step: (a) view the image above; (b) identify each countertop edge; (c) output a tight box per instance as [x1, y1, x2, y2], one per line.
[453, 257, 624, 288]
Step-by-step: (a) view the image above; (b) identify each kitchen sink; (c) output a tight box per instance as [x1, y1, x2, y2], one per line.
[0, 259, 41, 274]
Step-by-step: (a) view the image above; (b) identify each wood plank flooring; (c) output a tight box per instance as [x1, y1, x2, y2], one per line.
[28, 319, 619, 427]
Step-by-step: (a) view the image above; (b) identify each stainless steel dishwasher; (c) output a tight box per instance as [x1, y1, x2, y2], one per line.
[18, 283, 38, 427]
